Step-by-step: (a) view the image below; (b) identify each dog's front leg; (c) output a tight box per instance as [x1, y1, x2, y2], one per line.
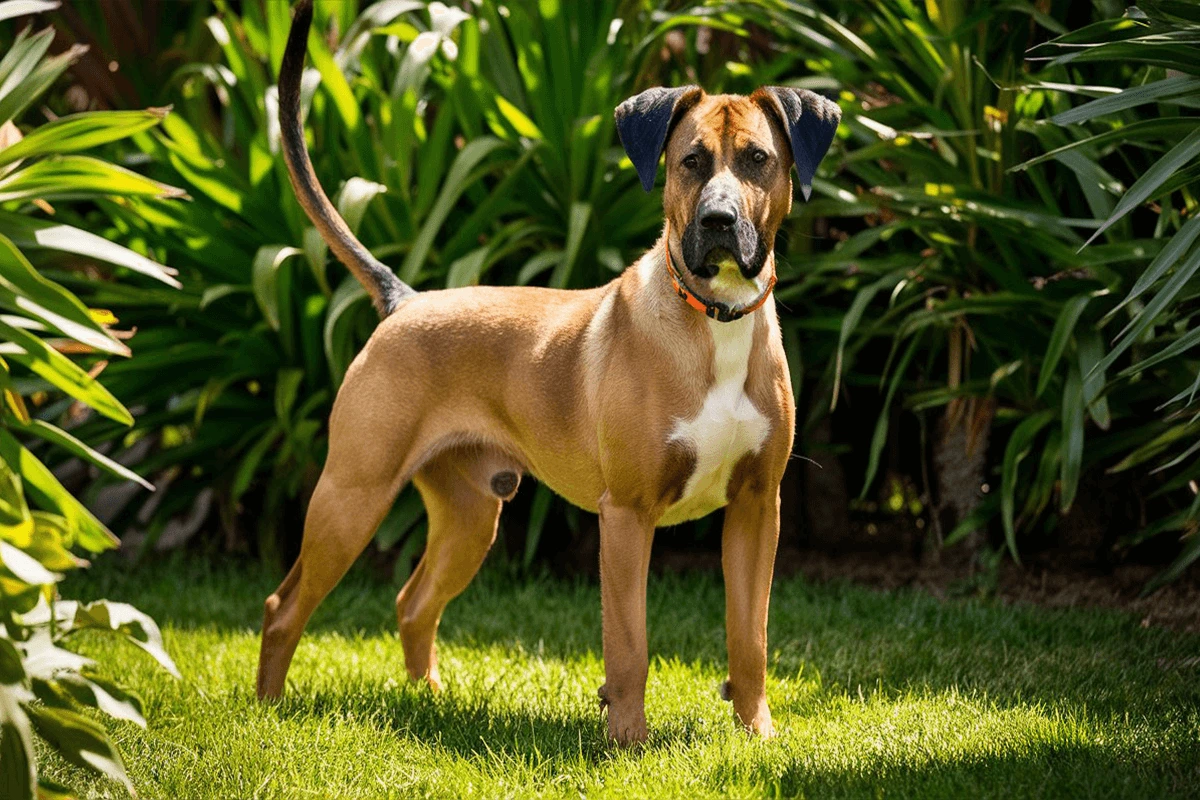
[721, 484, 781, 738]
[597, 492, 654, 746]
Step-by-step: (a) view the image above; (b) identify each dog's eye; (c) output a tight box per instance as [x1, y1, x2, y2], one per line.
[751, 149, 768, 164]
[682, 154, 699, 170]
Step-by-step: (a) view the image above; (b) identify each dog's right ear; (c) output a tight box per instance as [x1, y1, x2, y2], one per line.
[615, 86, 702, 192]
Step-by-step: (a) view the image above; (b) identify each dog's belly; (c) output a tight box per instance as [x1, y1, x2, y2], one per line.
[658, 317, 770, 527]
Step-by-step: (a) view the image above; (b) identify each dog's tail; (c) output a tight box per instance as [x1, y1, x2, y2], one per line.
[280, 0, 414, 317]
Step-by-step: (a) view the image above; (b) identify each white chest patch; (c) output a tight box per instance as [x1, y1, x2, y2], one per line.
[660, 316, 770, 525]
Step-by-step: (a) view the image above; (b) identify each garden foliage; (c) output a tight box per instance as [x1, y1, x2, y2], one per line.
[0, 2, 181, 796]
[10, 0, 1199, 586]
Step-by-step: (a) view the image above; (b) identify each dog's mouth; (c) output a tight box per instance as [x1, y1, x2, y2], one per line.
[679, 220, 771, 307]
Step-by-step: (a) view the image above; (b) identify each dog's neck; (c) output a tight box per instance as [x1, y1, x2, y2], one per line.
[634, 230, 776, 331]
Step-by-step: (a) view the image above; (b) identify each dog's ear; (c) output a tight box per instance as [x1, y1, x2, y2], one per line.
[754, 87, 841, 201]
[615, 86, 702, 192]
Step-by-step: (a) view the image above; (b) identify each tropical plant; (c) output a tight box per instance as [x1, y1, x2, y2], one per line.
[735, 0, 1198, 585]
[0, 3, 181, 795]
[1018, 0, 1200, 590]
[63, 0, 746, 567]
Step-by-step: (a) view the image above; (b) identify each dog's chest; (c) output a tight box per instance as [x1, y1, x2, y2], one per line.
[660, 317, 770, 525]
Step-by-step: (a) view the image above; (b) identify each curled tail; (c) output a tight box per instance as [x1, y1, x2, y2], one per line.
[280, 0, 414, 316]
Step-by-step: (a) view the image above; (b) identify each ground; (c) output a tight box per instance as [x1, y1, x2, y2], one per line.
[42, 557, 1200, 799]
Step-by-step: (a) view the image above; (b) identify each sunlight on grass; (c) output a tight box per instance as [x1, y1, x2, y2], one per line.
[40, 560, 1200, 799]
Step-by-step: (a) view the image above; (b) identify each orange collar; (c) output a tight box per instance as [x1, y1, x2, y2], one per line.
[662, 220, 776, 323]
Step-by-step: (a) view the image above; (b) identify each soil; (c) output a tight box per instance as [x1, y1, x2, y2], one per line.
[653, 545, 1200, 634]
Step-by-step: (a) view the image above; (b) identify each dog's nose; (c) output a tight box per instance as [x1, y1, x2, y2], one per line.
[699, 206, 737, 231]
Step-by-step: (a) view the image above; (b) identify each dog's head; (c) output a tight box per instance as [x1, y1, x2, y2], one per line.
[616, 87, 840, 306]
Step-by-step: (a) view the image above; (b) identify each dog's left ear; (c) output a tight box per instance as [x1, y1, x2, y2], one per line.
[615, 86, 702, 192]
[754, 87, 841, 201]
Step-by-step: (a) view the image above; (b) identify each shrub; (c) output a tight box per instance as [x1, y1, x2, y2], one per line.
[728, 0, 1199, 585]
[1021, 0, 1200, 589]
[64, 0, 740, 567]
[0, 3, 181, 795]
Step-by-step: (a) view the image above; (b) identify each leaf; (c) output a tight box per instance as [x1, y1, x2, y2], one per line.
[524, 484, 552, 568]
[832, 272, 904, 410]
[1083, 128, 1200, 247]
[8, 418, 154, 491]
[1050, 75, 1200, 125]
[0, 39, 85, 129]
[1111, 417, 1200, 473]
[374, 486, 425, 550]
[68, 600, 181, 678]
[0, 108, 170, 167]
[57, 675, 146, 728]
[1038, 293, 1092, 397]
[198, 284, 249, 309]
[1121, 325, 1200, 377]
[336, 177, 387, 235]
[1142, 533, 1200, 597]
[1077, 330, 1111, 430]
[0, 1, 59, 24]
[861, 333, 922, 497]
[0, 541, 59, 586]
[322, 277, 368, 387]
[1060, 365, 1085, 513]
[0, 154, 187, 203]
[0, 638, 24, 684]
[0, 684, 35, 800]
[231, 423, 281, 502]
[307, 20, 360, 131]
[25, 705, 132, 794]
[0, 429, 118, 553]
[445, 247, 489, 288]
[0, 318, 132, 424]
[274, 368, 304, 425]
[1001, 410, 1055, 562]
[0, 233, 130, 356]
[0, 212, 180, 288]
[944, 495, 1000, 548]
[251, 245, 303, 331]
[1107, 213, 1200, 320]
[550, 202, 591, 288]
[1093, 244, 1200, 378]
[399, 137, 508, 284]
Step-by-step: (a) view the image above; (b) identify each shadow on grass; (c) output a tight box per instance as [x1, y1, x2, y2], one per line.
[281, 685, 624, 765]
[69, 556, 1200, 762]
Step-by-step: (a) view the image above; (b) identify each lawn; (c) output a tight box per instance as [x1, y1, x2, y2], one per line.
[43, 557, 1200, 799]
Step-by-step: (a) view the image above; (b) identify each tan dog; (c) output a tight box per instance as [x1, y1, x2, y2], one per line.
[258, 0, 840, 746]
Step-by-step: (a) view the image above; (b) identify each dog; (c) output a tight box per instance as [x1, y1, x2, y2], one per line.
[257, 0, 840, 746]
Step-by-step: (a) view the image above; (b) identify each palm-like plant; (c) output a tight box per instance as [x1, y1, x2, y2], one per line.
[739, 0, 1105, 555]
[726, 0, 1199, 586]
[66, 0, 745, 566]
[1019, 0, 1200, 589]
[0, 3, 180, 796]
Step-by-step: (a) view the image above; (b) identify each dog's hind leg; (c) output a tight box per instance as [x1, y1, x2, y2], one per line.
[395, 447, 510, 689]
[257, 363, 417, 700]
[256, 464, 403, 700]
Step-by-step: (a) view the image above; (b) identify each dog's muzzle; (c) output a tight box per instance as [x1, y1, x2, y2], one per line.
[681, 180, 768, 279]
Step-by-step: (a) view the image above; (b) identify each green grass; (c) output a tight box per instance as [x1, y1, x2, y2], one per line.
[44, 556, 1200, 799]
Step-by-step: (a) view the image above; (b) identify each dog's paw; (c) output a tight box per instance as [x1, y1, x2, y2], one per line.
[597, 684, 609, 711]
[719, 679, 732, 701]
[606, 715, 648, 747]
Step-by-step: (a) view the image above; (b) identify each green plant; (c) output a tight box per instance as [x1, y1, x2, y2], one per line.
[0, 3, 183, 796]
[67, 0, 745, 566]
[727, 0, 1199, 585]
[1018, 0, 1200, 590]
